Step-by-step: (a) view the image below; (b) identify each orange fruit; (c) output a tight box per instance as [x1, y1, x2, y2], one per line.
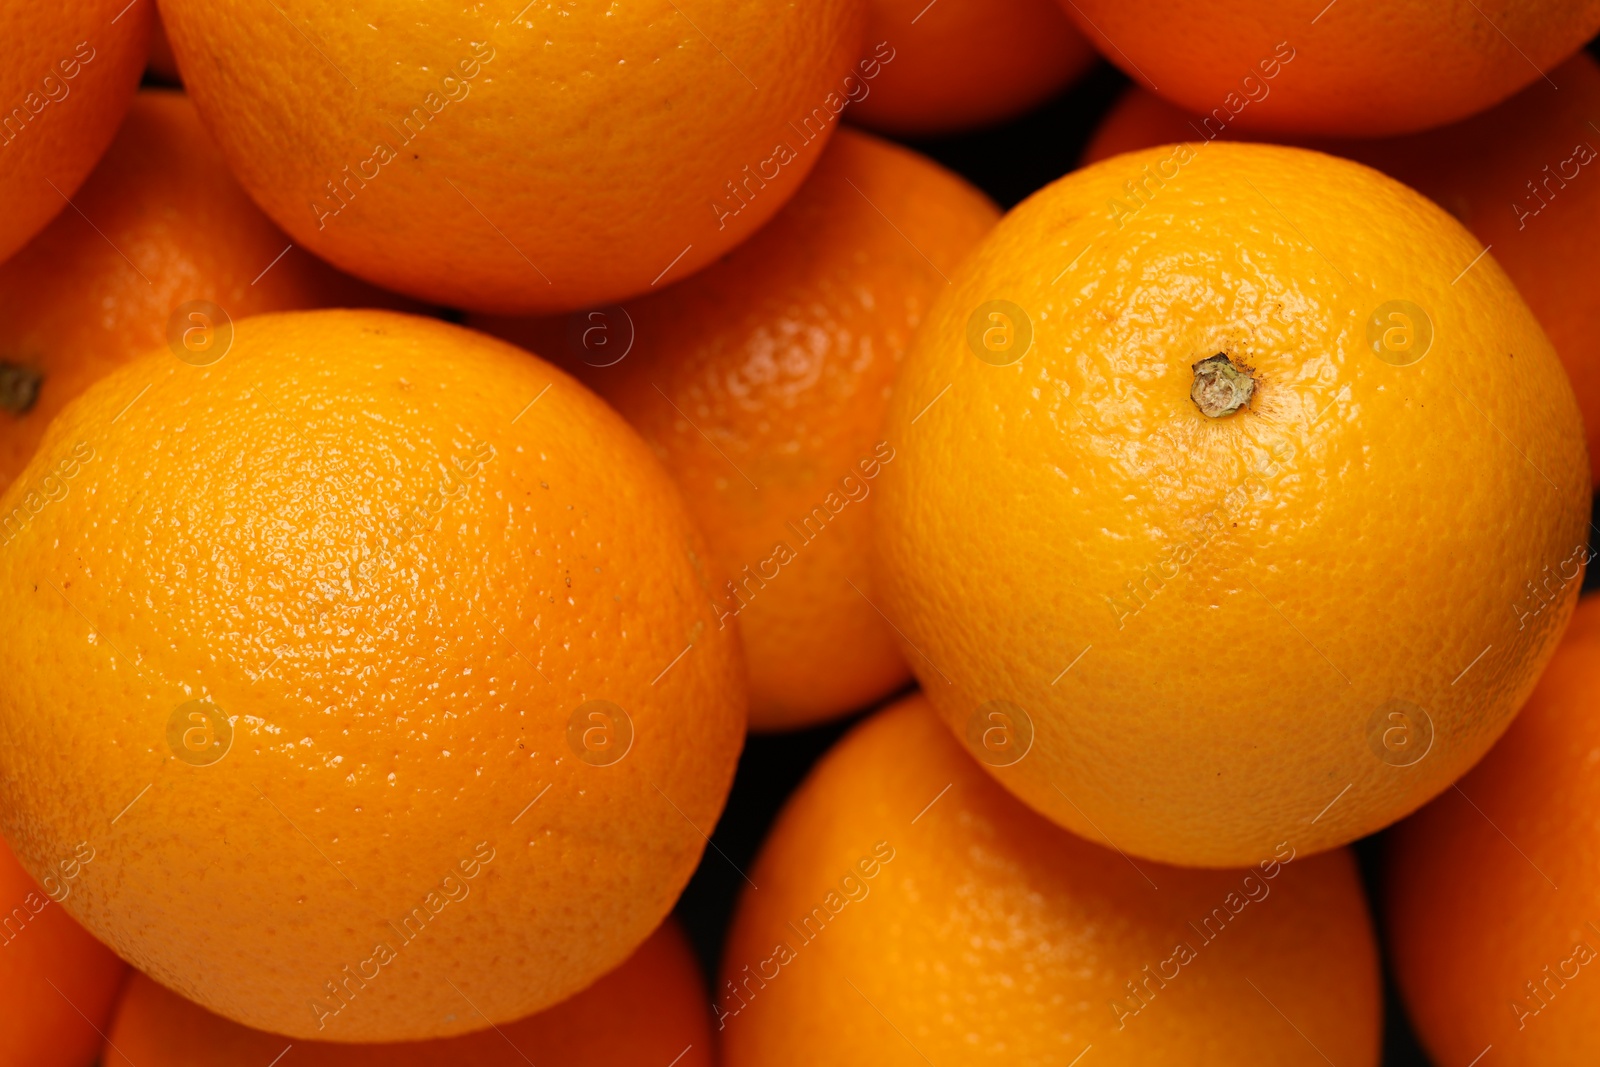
[156, 0, 868, 314]
[845, 0, 1096, 136]
[1385, 593, 1600, 1065]
[1056, 0, 1600, 137]
[0, 0, 151, 262]
[103, 918, 713, 1066]
[0, 89, 411, 490]
[475, 128, 998, 730]
[719, 692, 1381, 1065]
[0, 309, 745, 1041]
[1085, 53, 1600, 487]
[875, 142, 1588, 867]
[0, 835, 127, 1067]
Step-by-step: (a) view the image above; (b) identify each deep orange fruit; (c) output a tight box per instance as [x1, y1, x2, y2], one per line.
[1385, 593, 1600, 1065]
[104, 918, 713, 1066]
[0, 0, 151, 262]
[1085, 53, 1600, 486]
[846, 0, 1095, 135]
[720, 693, 1381, 1064]
[875, 142, 1588, 866]
[157, 0, 869, 313]
[0, 89, 409, 489]
[475, 128, 998, 729]
[0, 310, 745, 1042]
[1057, 0, 1600, 136]
[0, 836, 127, 1067]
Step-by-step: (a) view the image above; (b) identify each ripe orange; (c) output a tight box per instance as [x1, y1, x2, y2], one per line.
[0, 89, 411, 490]
[845, 0, 1096, 136]
[0, 836, 127, 1067]
[719, 693, 1380, 1064]
[0, 0, 151, 262]
[1385, 593, 1600, 1065]
[1085, 53, 1600, 487]
[156, 0, 868, 314]
[104, 918, 712, 1066]
[475, 128, 997, 730]
[875, 142, 1588, 867]
[1057, 0, 1600, 136]
[0, 309, 745, 1041]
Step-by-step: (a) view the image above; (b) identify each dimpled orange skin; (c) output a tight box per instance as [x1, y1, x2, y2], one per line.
[874, 143, 1588, 868]
[0, 838, 128, 1067]
[475, 129, 998, 730]
[155, 0, 867, 314]
[0, 310, 745, 1041]
[845, 0, 1095, 136]
[0, 90, 414, 491]
[1057, 0, 1600, 137]
[719, 693, 1380, 1066]
[0, 0, 150, 264]
[1085, 54, 1600, 487]
[104, 918, 712, 1066]
[1384, 594, 1600, 1065]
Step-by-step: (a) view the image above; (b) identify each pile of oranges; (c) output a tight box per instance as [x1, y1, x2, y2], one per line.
[3, 2, 1599, 1065]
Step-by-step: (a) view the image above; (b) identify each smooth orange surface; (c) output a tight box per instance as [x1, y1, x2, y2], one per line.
[0, 90, 411, 490]
[1085, 54, 1600, 487]
[875, 142, 1589, 867]
[1387, 593, 1600, 1064]
[0, 837, 127, 1067]
[719, 693, 1380, 1065]
[476, 128, 997, 729]
[0, 310, 746, 1042]
[104, 919, 713, 1066]
[847, 0, 1095, 135]
[156, 0, 868, 314]
[1057, 0, 1600, 136]
[0, 0, 151, 262]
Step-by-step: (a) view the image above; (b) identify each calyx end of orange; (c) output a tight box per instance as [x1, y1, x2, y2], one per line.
[1191, 353, 1254, 418]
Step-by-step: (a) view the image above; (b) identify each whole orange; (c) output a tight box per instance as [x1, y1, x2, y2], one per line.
[0, 89, 410, 490]
[719, 693, 1380, 1065]
[0, 836, 127, 1067]
[0, 0, 150, 262]
[476, 128, 998, 729]
[875, 142, 1588, 867]
[1057, 0, 1600, 136]
[0, 310, 745, 1041]
[1385, 593, 1600, 1065]
[1085, 53, 1600, 487]
[846, 0, 1096, 136]
[156, 0, 868, 314]
[104, 918, 712, 1066]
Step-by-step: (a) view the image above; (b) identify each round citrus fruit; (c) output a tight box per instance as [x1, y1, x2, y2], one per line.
[0, 89, 410, 491]
[476, 128, 997, 730]
[0, 835, 127, 1067]
[1057, 0, 1600, 137]
[1385, 592, 1600, 1065]
[845, 0, 1095, 136]
[1085, 53, 1600, 487]
[0, 0, 151, 263]
[156, 0, 868, 314]
[875, 142, 1589, 867]
[0, 309, 745, 1041]
[103, 918, 712, 1066]
[719, 692, 1381, 1064]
